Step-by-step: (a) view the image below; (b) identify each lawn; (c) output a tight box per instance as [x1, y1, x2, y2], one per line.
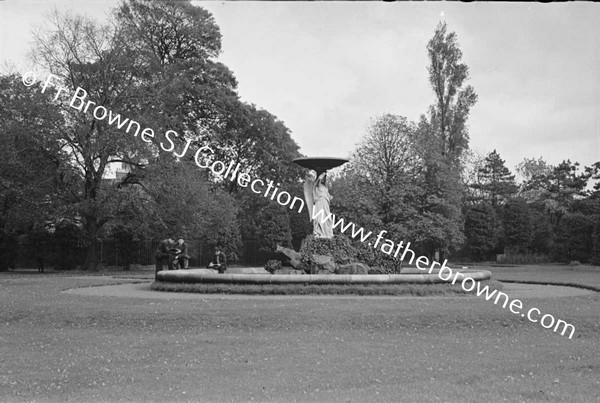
[1, 267, 599, 402]
[488, 264, 600, 291]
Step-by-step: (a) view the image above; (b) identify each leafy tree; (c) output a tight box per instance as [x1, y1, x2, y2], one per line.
[591, 215, 600, 266]
[117, 0, 305, 257]
[289, 189, 312, 249]
[115, 0, 238, 139]
[413, 22, 478, 257]
[350, 114, 422, 230]
[521, 160, 589, 203]
[255, 203, 292, 254]
[412, 116, 465, 257]
[470, 150, 518, 206]
[586, 162, 600, 198]
[333, 115, 428, 245]
[529, 205, 552, 254]
[426, 21, 477, 164]
[463, 203, 502, 261]
[0, 74, 69, 270]
[522, 160, 590, 236]
[30, 10, 157, 269]
[502, 198, 532, 254]
[28, 2, 247, 269]
[215, 103, 304, 193]
[332, 113, 467, 258]
[516, 157, 552, 182]
[462, 150, 486, 203]
[330, 167, 384, 234]
[553, 213, 593, 262]
[515, 157, 552, 201]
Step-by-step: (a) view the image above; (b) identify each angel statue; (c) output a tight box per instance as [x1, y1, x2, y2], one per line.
[303, 169, 334, 238]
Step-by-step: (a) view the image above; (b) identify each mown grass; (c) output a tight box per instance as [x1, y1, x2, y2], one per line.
[1, 272, 600, 402]
[151, 279, 504, 296]
[487, 264, 600, 291]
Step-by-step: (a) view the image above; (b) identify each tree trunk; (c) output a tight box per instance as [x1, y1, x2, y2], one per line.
[82, 239, 99, 271]
[82, 219, 100, 271]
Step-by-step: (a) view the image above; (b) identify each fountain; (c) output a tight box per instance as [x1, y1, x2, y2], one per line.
[155, 156, 491, 286]
[293, 157, 349, 239]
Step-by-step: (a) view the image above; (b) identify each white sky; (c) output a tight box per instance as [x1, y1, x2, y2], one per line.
[1, 1, 599, 173]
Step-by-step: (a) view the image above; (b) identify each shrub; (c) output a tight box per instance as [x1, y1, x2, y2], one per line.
[264, 259, 282, 274]
[296, 234, 403, 274]
[354, 242, 403, 274]
[299, 235, 358, 265]
[498, 253, 550, 265]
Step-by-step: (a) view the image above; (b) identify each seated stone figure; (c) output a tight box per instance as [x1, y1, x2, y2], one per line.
[172, 238, 190, 270]
[207, 246, 227, 273]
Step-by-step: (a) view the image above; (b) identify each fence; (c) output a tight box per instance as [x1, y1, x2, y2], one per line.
[97, 239, 277, 268]
[7, 238, 278, 270]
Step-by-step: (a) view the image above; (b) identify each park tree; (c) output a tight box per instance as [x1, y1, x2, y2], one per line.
[586, 162, 600, 198]
[330, 166, 384, 234]
[288, 184, 313, 249]
[462, 150, 487, 203]
[525, 160, 590, 204]
[412, 113, 466, 257]
[463, 202, 502, 261]
[516, 157, 552, 200]
[215, 103, 304, 193]
[114, 0, 241, 150]
[255, 202, 293, 254]
[527, 207, 552, 254]
[470, 150, 518, 207]
[591, 215, 600, 265]
[350, 114, 422, 226]
[117, 0, 304, 255]
[501, 198, 532, 254]
[27, 1, 247, 269]
[522, 160, 590, 235]
[0, 74, 72, 270]
[411, 21, 478, 257]
[332, 114, 466, 258]
[516, 157, 552, 182]
[553, 213, 593, 262]
[426, 21, 477, 164]
[29, 10, 156, 269]
[335, 115, 426, 243]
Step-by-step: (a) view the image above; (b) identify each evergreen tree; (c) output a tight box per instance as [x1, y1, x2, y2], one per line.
[529, 205, 552, 254]
[471, 150, 518, 206]
[553, 213, 593, 262]
[523, 160, 591, 236]
[502, 198, 532, 254]
[463, 202, 502, 261]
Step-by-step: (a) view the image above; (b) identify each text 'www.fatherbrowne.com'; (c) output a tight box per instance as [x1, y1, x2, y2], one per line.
[311, 206, 576, 339]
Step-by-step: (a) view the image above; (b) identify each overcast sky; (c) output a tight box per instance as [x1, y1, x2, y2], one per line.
[1, 1, 598, 173]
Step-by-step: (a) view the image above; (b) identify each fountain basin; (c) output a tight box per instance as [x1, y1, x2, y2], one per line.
[156, 269, 492, 285]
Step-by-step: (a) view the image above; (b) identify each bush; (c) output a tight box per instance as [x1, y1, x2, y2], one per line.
[264, 259, 282, 274]
[297, 234, 403, 274]
[299, 235, 358, 265]
[498, 253, 549, 265]
[354, 242, 403, 274]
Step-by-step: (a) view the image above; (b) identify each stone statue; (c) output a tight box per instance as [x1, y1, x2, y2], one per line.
[304, 169, 334, 238]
